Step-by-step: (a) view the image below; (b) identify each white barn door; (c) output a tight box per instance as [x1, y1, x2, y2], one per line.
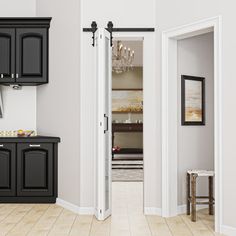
[95, 28, 112, 220]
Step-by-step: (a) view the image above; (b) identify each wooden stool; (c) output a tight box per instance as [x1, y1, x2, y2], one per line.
[186, 170, 214, 222]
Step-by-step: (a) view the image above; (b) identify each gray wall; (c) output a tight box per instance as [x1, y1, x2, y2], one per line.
[112, 67, 143, 89]
[112, 67, 143, 149]
[177, 33, 214, 205]
[36, 0, 81, 206]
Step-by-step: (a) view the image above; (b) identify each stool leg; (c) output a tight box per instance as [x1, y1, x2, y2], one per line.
[187, 173, 190, 215]
[209, 176, 214, 215]
[191, 174, 197, 222]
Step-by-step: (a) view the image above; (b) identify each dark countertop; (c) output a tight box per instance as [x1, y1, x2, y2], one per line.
[0, 136, 60, 143]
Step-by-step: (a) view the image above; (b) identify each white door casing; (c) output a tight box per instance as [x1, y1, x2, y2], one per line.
[161, 16, 222, 232]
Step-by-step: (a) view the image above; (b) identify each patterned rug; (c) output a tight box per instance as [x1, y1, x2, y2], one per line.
[112, 169, 143, 182]
[112, 160, 143, 182]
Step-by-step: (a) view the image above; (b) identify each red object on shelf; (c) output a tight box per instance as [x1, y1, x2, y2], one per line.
[112, 146, 121, 152]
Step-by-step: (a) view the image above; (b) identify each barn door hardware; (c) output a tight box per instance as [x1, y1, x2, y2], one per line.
[106, 21, 114, 47]
[82, 21, 98, 47]
[83, 21, 155, 47]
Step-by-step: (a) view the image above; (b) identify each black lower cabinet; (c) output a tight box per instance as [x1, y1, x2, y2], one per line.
[0, 143, 16, 196]
[0, 136, 60, 203]
[17, 143, 53, 197]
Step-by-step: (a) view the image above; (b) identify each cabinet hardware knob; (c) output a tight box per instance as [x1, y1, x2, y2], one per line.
[0, 144, 4, 147]
[29, 144, 41, 147]
[11, 74, 14, 79]
[0, 74, 3, 79]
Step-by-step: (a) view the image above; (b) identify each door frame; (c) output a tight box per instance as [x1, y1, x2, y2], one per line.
[161, 16, 222, 232]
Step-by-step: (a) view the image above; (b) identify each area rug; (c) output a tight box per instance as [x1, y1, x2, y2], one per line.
[112, 169, 143, 182]
[112, 160, 143, 182]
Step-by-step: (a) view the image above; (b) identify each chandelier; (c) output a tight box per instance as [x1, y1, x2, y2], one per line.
[112, 41, 135, 74]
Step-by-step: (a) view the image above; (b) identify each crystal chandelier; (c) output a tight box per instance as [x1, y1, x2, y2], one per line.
[112, 41, 135, 74]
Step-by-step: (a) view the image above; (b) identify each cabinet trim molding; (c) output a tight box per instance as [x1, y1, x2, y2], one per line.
[0, 18, 52, 28]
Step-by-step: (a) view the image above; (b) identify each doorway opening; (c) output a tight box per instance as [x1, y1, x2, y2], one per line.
[94, 28, 156, 221]
[161, 16, 222, 232]
[111, 39, 144, 215]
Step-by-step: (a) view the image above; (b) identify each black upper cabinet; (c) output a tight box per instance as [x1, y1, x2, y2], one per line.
[0, 143, 16, 196]
[0, 18, 51, 86]
[0, 29, 15, 83]
[16, 28, 48, 84]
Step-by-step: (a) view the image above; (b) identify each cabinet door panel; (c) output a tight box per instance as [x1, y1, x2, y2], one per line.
[17, 143, 53, 196]
[0, 144, 16, 196]
[16, 28, 47, 83]
[0, 29, 15, 83]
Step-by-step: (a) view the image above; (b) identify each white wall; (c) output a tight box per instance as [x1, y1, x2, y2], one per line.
[0, 0, 36, 131]
[36, 0, 81, 206]
[8, 0, 234, 232]
[177, 33, 214, 205]
[156, 0, 236, 230]
[80, 0, 236, 231]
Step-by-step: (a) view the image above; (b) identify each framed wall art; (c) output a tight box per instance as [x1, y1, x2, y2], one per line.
[112, 89, 143, 113]
[181, 75, 205, 125]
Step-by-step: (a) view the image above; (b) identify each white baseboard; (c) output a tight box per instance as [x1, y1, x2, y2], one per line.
[56, 198, 94, 215]
[221, 225, 236, 236]
[78, 207, 95, 215]
[56, 200, 212, 219]
[144, 207, 162, 216]
[144, 205, 208, 216]
[178, 204, 208, 214]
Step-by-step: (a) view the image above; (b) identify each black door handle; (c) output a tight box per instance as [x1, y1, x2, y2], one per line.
[104, 114, 109, 133]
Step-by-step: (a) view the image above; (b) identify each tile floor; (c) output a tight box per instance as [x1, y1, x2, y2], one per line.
[0, 182, 223, 236]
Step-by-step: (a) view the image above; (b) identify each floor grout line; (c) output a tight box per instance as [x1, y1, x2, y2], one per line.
[145, 215, 154, 236]
[88, 215, 95, 236]
[68, 213, 78, 235]
[198, 211, 215, 234]
[179, 214, 194, 236]
[46, 206, 65, 236]
[164, 217, 174, 236]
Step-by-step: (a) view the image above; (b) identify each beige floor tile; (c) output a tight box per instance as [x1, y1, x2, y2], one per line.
[181, 214, 214, 236]
[0, 205, 19, 222]
[27, 204, 63, 235]
[6, 204, 50, 236]
[48, 209, 76, 235]
[0, 205, 33, 235]
[0, 182, 222, 236]
[146, 216, 172, 236]
[166, 216, 193, 236]
[69, 215, 93, 236]
[110, 229, 131, 236]
[89, 217, 110, 236]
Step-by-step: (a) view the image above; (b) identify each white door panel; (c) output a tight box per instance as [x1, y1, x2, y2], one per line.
[95, 28, 112, 220]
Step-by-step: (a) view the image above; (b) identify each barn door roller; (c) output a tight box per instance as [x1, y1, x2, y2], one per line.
[106, 21, 113, 47]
